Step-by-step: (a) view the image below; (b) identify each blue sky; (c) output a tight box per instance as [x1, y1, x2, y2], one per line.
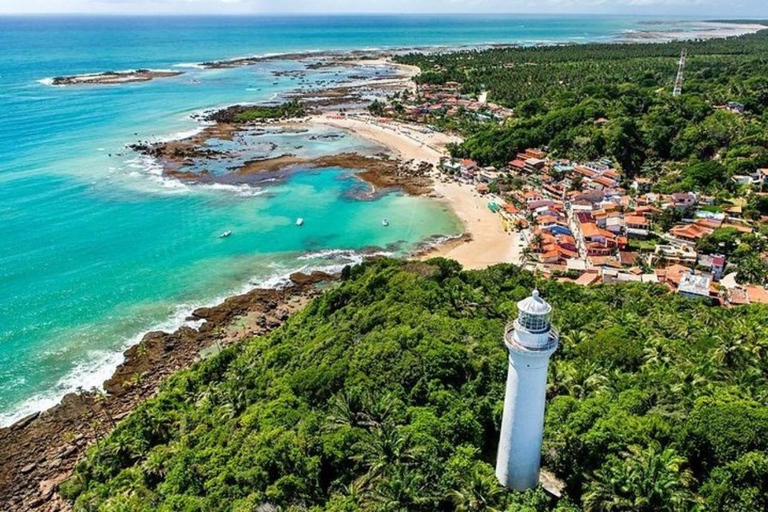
[2, 0, 767, 16]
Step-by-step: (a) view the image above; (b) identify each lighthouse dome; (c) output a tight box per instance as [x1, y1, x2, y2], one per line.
[517, 290, 552, 316]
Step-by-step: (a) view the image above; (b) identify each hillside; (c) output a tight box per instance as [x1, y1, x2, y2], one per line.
[62, 259, 768, 511]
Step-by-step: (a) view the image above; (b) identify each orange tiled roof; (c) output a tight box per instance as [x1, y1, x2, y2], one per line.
[503, 204, 520, 214]
[722, 223, 753, 234]
[746, 285, 768, 304]
[537, 215, 559, 225]
[694, 218, 723, 230]
[540, 250, 561, 261]
[664, 264, 694, 286]
[590, 256, 621, 268]
[574, 166, 599, 178]
[594, 176, 617, 187]
[581, 223, 601, 238]
[670, 224, 712, 240]
[575, 272, 602, 286]
[625, 215, 648, 226]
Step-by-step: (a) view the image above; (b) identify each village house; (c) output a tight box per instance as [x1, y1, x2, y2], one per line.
[624, 215, 650, 238]
[671, 192, 697, 210]
[631, 177, 653, 193]
[726, 101, 746, 114]
[678, 272, 715, 303]
[458, 159, 478, 183]
[669, 222, 713, 244]
[655, 244, 697, 265]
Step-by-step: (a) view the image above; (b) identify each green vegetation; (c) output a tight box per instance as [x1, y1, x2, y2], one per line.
[233, 100, 307, 122]
[62, 259, 768, 511]
[396, 31, 768, 187]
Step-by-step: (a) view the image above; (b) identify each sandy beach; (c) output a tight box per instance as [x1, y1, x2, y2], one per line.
[314, 113, 523, 269]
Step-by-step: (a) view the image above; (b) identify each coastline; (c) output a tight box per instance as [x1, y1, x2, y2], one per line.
[12, 14, 763, 426]
[5, 19, 768, 508]
[0, 271, 335, 510]
[36, 20, 767, 88]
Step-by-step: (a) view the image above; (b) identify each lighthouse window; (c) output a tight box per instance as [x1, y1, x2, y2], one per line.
[518, 311, 549, 332]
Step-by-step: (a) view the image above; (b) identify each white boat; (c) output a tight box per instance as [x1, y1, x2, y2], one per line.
[219, 230, 232, 238]
[296, 218, 304, 227]
[381, 219, 389, 227]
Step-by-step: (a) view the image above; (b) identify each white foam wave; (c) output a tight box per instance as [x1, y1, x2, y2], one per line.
[0, 248, 380, 428]
[201, 183, 267, 197]
[123, 155, 191, 194]
[173, 62, 206, 69]
[151, 125, 208, 143]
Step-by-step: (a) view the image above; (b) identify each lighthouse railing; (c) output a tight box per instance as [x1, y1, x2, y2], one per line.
[505, 322, 559, 352]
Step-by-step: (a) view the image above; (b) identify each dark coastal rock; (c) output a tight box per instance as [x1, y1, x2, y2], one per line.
[49, 69, 183, 86]
[0, 275, 336, 510]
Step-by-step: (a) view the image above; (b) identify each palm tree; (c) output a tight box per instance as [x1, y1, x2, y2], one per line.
[583, 443, 694, 512]
[367, 465, 432, 510]
[353, 424, 420, 487]
[448, 466, 504, 512]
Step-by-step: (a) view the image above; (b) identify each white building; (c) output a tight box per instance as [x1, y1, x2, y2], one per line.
[496, 290, 559, 491]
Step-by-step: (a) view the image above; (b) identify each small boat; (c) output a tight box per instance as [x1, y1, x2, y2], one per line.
[381, 219, 389, 227]
[219, 230, 232, 238]
[296, 218, 304, 227]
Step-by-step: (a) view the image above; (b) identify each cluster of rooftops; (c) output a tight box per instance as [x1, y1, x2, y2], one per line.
[438, 149, 768, 307]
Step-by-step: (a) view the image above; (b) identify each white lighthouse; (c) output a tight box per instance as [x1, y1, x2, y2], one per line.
[496, 290, 559, 491]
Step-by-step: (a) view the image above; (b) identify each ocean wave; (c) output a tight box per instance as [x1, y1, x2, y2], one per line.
[121, 156, 267, 198]
[0, 298, 216, 428]
[173, 62, 205, 69]
[200, 183, 267, 197]
[0, 348, 126, 427]
[123, 155, 190, 194]
[0, 248, 383, 428]
[151, 125, 209, 143]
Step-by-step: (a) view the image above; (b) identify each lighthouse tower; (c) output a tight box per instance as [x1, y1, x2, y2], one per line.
[496, 290, 559, 491]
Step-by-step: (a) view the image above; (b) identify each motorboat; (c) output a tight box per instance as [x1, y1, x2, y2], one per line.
[219, 230, 232, 238]
[296, 218, 304, 227]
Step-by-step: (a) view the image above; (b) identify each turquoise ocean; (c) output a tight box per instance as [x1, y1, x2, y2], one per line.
[0, 15, 718, 425]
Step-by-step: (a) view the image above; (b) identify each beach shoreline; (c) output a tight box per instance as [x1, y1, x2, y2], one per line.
[311, 113, 523, 269]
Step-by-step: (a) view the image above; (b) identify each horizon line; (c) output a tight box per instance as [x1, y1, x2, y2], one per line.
[1, 12, 766, 19]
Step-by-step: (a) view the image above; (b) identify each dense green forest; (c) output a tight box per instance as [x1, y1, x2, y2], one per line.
[62, 259, 768, 511]
[208, 100, 307, 123]
[396, 30, 768, 187]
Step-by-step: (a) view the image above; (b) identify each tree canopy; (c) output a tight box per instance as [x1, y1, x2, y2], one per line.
[62, 259, 768, 511]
